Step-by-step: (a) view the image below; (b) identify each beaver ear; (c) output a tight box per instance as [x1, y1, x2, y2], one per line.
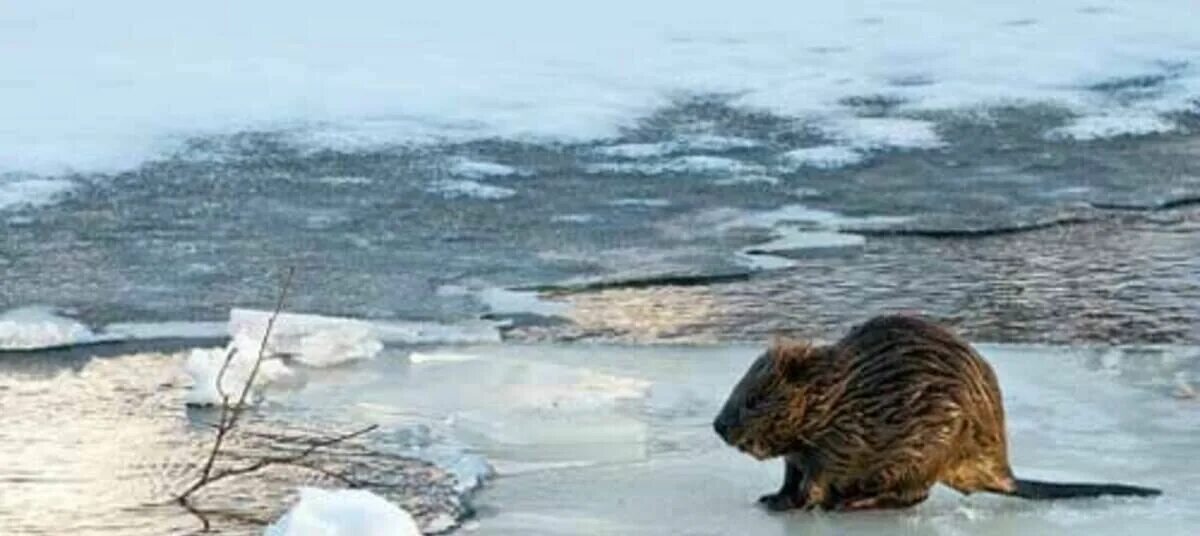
[768, 335, 817, 382]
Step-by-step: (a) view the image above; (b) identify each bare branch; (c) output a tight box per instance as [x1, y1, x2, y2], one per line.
[177, 268, 296, 504]
[172, 268, 384, 533]
[185, 424, 379, 492]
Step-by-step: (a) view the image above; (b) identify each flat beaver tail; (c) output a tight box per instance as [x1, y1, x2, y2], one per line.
[1006, 478, 1161, 500]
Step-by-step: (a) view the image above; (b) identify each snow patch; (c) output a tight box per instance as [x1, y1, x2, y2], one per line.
[820, 117, 945, 151]
[317, 176, 373, 186]
[409, 351, 482, 365]
[0, 306, 110, 351]
[265, 487, 420, 536]
[609, 198, 671, 208]
[779, 145, 865, 170]
[584, 156, 764, 177]
[594, 135, 760, 159]
[447, 157, 526, 179]
[0, 177, 74, 211]
[551, 213, 597, 224]
[1046, 113, 1178, 141]
[6, 1, 1200, 174]
[713, 174, 780, 186]
[427, 179, 516, 200]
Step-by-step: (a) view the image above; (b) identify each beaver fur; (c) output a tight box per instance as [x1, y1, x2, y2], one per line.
[713, 314, 1161, 511]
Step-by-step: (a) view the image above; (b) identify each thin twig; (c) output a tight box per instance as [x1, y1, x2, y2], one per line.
[172, 268, 383, 533]
[177, 268, 295, 504]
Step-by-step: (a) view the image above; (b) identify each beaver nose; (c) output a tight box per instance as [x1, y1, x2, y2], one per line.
[713, 418, 730, 441]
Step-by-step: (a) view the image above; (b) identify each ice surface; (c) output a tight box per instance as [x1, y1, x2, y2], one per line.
[5, 1, 1200, 174]
[264, 487, 420, 536]
[101, 321, 228, 340]
[229, 308, 502, 348]
[403, 343, 1198, 536]
[0, 306, 111, 351]
[476, 288, 569, 317]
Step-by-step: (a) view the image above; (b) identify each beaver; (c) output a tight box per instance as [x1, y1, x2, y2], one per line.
[713, 314, 1161, 511]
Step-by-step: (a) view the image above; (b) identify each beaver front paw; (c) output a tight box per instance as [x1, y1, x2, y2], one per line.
[758, 492, 803, 511]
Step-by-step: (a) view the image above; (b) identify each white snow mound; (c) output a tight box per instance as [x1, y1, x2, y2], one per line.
[264, 487, 421, 536]
[0, 306, 106, 350]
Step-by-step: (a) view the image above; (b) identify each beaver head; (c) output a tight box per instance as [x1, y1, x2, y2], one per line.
[713, 338, 823, 460]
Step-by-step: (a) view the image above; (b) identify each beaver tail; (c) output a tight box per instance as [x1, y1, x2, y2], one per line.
[1006, 478, 1161, 500]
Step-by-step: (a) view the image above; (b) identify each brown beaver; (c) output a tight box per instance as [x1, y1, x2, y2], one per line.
[713, 314, 1161, 511]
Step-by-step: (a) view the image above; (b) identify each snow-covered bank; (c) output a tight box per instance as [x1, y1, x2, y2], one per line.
[7, 1, 1200, 175]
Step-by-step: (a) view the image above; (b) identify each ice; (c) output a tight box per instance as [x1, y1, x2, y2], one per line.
[0, 177, 74, 211]
[418, 343, 1200, 536]
[101, 321, 228, 341]
[476, 287, 569, 317]
[183, 341, 296, 406]
[228, 309, 384, 368]
[426, 179, 516, 200]
[229, 308, 503, 347]
[0, 306, 113, 351]
[264, 487, 420, 536]
[779, 145, 866, 170]
[5, 1, 1200, 174]
[408, 351, 482, 365]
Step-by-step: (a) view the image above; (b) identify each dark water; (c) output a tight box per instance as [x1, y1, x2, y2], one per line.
[2, 101, 1199, 345]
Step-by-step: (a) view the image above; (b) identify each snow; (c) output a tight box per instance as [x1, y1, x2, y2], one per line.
[427, 179, 516, 200]
[4, 1, 1200, 175]
[408, 351, 482, 365]
[0, 306, 111, 351]
[780, 145, 866, 170]
[0, 177, 74, 211]
[264, 487, 420, 536]
[1046, 113, 1178, 141]
[446, 158, 525, 179]
[820, 117, 946, 151]
[594, 135, 761, 159]
[584, 156, 765, 176]
[713, 174, 780, 186]
[609, 198, 672, 208]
